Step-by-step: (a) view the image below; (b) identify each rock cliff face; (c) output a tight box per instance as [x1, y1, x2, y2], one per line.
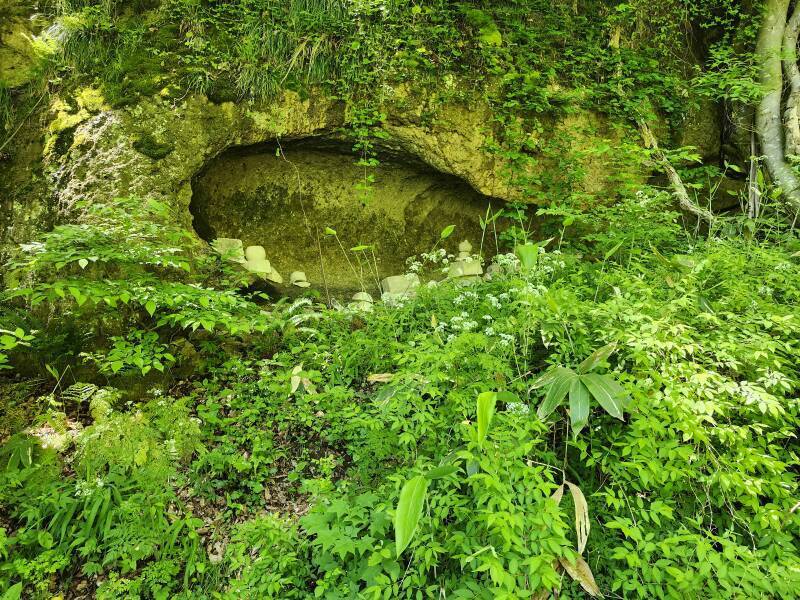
[47, 88, 516, 219]
[41, 85, 629, 221]
[0, 2, 741, 265]
[0, 83, 633, 285]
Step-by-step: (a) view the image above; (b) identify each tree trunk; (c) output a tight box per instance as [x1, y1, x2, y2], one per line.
[782, 1, 800, 155]
[756, 0, 800, 211]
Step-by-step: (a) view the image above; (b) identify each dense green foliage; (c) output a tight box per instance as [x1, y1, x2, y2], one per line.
[2, 0, 800, 598]
[2, 186, 799, 597]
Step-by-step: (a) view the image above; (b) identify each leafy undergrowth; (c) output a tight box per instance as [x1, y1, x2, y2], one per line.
[1, 196, 799, 599]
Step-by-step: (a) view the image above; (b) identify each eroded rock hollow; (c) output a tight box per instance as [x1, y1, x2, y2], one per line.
[191, 140, 500, 292]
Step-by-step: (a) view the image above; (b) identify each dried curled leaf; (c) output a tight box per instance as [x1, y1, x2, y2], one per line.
[559, 556, 603, 598]
[367, 373, 394, 383]
[551, 483, 565, 505]
[551, 481, 590, 554]
[566, 481, 590, 554]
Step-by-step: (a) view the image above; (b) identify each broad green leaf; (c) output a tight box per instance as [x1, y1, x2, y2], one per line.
[68, 287, 85, 306]
[536, 367, 577, 420]
[37, 530, 54, 549]
[530, 366, 565, 390]
[577, 343, 617, 374]
[78, 258, 89, 269]
[426, 464, 459, 480]
[440, 224, 455, 239]
[476, 391, 497, 446]
[580, 373, 629, 420]
[395, 475, 429, 557]
[1, 582, 23, 600]
[496, 390, 520, 404]
[324, 227, 337, 236]
[515, 244, 539, 270]
[568, 378, 590, 437]
[145, 300, 157, 316]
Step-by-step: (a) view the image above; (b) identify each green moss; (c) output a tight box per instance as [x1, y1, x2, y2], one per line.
[0, 81, 11, 136]
[132, 132, 175, 160]
[43, 106, 90, 157]
[461, 8, 503, 47]
[75, 86, 107, 112]
[207, 73, 240, 105]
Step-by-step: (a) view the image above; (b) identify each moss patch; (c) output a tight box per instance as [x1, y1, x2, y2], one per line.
[132, 132, 175, 160]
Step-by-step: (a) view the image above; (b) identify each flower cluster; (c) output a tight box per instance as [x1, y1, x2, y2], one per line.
[406, 248, 453, 275]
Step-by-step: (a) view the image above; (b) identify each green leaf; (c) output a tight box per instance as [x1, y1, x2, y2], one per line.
[45, 363, 59, 380]
[324, 227, 337, 236]
[426, 464, 459, 480]
[496, 390, 520, 404]
[580, 373, 629, 420]
[440, 224, 455, 239]
[577, 343, 617, 374]
[536, 367, 577, 420]
[476, 391, 497, 446]
[78, 258, 89, 269]
[603, 240, 625, 261]
[68, 287, 86, 306]
[514, 244, 539, 270]
[145, 300, 157, 316]
[530, 366, 565, 390]
[568, 378, 590, 437]
[37, 530, 54, 549]
[1, 582, 23, 600]
[395, 475, 429, 557]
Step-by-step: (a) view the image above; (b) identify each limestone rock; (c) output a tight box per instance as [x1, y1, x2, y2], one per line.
[448, 259, 483, 278]
[678, 99, 722, 161]
[350, 291, 374, 311]
[457, 240, 473, 260]
[211, 238, 246, 263]
[244, 245, 283, 283]
[381, 273, 420, 295]
[290, 271, 311, 288]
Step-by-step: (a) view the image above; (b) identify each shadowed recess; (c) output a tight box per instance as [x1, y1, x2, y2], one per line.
[190, 138, 504, 293]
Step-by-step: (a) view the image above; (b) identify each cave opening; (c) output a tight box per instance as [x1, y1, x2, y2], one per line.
[190, 137, 504, 294]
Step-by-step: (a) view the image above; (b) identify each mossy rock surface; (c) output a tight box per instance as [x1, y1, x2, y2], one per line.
[133, 133, 176, 160]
